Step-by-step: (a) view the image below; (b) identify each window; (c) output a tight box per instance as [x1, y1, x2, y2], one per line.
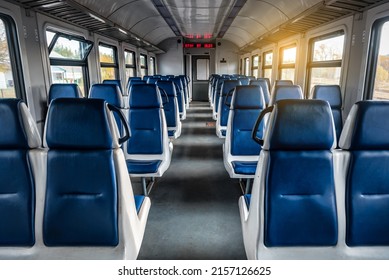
[140, 54, 148, 77]
[252, 55, 259, 78]
[262, 51, 273, 84]
[366, 19, 389, 100]
[149, 57, 156, 76]
[279, 45, 296, 81]
[244, 57, 250, 76]
[124, 50, 136, 80]
[307, 32, 345, 95]
[0, 14, 25, 99]
[99, 44, 118, 81]
[47, 30, 93, 96]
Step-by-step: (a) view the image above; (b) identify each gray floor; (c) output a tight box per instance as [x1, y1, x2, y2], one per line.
[136, 101, 247, 260]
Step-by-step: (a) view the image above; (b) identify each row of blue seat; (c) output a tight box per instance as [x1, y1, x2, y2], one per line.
[239, 99, 389, 259]
[0, 98, 150, 259]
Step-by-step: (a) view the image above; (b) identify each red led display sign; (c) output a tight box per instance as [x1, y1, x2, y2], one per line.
[184, 43, 215, 49]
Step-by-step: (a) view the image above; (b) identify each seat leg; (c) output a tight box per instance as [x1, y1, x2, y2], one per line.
[245, 178, 252, 194]
[141, 177, 156, 196]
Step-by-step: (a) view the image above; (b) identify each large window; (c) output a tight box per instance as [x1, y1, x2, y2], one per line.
[149, 57, 156, 76]
[262, 51, 273, 84]
[0, 15, 25, 99]
[140, 54, 148, 77]
[99, 43, 118, 81]
[307, 32, 345, 95]
[366, 19, 389, 100]
[252, 55, 259, 78]
[124, 50, 136, 80]
[47, 30, 93, 96]
[279, 45, 296, 81]
[244, 57, 250, 76]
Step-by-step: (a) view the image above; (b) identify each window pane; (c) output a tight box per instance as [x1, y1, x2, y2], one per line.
[100, 67, 116, 81]
[264, 69, 272, 81]
[253, 69, 258, 78]
[49, 34, 91, 61]
[125, 68, 136, 80]
[252, 55, 259, 67]
[0, 19, 15, 98]
[282, 47, 296, 64]
[309, 67, 341, 93]
[140, 54, 147, 67]
[373, 22, 389, 100]
[281, 68, 295, 81]
[46, 31, 56, 46]
[196, 59, 209, 80]
[140, 68, 147, 78]
[99, 45, 115, 63]
[244, 57, 250, 76]
[149, 57, 155, 76]
[313, 35, 344, 62]
[50, 65, 85, 97]
[125, 51, 134, 66]
[264, 52, 273, 66]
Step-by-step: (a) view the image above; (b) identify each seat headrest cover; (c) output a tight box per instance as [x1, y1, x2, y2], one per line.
[312, 85, 342, 108]
[275, 80, 293, 86]
[45, 98, 115, 149]
[147, 77, 160, 84]
[156, 80, 177, 97]
[48, 84, 81, 104]
[102, 79, 122, 92]
[0, 99, 41, 148]
[271, 85, 303, 105]
[264, 99, 335, 150]
[129, 84, 162, 109]
[339, 101, 389, 150]
[89, 84, 124, 108]
[170, 78, 183, 90]
[231, 85, 265, 109]
[221, 80, 241, 96]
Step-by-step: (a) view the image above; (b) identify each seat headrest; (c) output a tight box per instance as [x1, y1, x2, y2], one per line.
[250, 79, 269, 93]
[102, 79, 122, 93]
[147, 77, 160, 84]
[170, 78, 183, 90]
[129, 84, 162, 109]
[156, 80, 177, 97]
[312, 85, 342, 108]
[0, 99, 41, 148]
[89, 84, 124, 108]
[238, 77, 250, 85]
[270, 85, 303, 105]
[339, 101, 389, 150]
[264, 100, 335, 150]
[48, 83, 82, 105]
[275, 80, 293, 86]
[45, 98, 117, 149]
[221, 80, 241, 96]
[231, 85, 265, 109]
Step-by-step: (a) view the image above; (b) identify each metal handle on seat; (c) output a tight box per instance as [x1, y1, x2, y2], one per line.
[252, 105, 273, 145]
[107, 103, 130, 144]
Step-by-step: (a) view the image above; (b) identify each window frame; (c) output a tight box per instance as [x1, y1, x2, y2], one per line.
[124, 49, 137, 78]
[306, 30, 345, 98]
[149, 56, 156, 76]
[244, 57, 250, 76]
[251, 55, 259, 78]
[98, 42, 119, 81]
[140, 53, 148, 77]
[0, 13, 26, 100]
[278, 44, 297, 81]
[262, 50, 273, 83]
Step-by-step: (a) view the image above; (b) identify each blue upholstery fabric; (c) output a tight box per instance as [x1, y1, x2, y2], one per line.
[271, 85, 302, 105]
[265, 151, 338, 246]
[170, 77, 185, 114]
[231, 86, 265, 156]
[244, 194, 251, 208]
[156, 80, 178, 128]
[147, 77, 160, 84]
[178, 76, 188, 104]
[46, 98, 113, 149]
[143, 75, 152, 81]
[250, 79, 270, 105]
[129, 84, 162, 109]
[274, 80, 293, 86]
[44, 98, 119, 246]
[214, 78, 226, 113]
[134, 195, 145, 214]
[231, 161, 257, 175]
[312, 85, 343, 141]
[238, 77, 250, 85]
[221, 130, 226, 137]
[103, 79, 122, 93]
[126, 159, 162, 174]
[219, 80, 241, 127]
[0, 99, 35, 246]
[267, 100, 334, 150]
[48, 83, 81, 104]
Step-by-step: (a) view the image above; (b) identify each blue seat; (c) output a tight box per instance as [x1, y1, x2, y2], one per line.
[250, 79, 270, 106]
[142, 75, 152, 81]
[223, 85, 265, 178]
[178, 75, 189, 107]
[239, 99, 340, 259]
[47, 83, 82, 105]
[238, 77, 250, 85]
[89, 83, 126, 135]
[0, 99, 41, 258]
[216, 80, 241, 138]
[125, 84, 172, 181]
[103, 79, 123, 94]
[156, 80, 182, 139]
[147, 77, 160, 84]
[269, 85, 303, 106]
[212, 78, 228, 120]
[339, 101, 389, 258]
[170, 77, 186, 120]
[43, 98, 150, 259]
[312, 85, 343, 142]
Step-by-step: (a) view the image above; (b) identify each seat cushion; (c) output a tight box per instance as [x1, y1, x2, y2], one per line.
[134, 195, 145, 214]
[126, 159, 162, 174]
[232, 161, 258, 175]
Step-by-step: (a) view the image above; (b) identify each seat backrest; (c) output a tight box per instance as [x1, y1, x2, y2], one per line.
[238, 77, 250, 85]
[178, 75, 188, 104]
[47, 83, 82, 105]
[262, 99, 337, 247]
[170, 77, 185, 114]
[127, 84, 164, 155]
[312, 85, 343, 141]
[213, 78, 227, 114]
[156, 80, 179, 128]
[229, 85, 265, 156]
[0, 99, 41, 247]
[103, 79, 123, 94]
[89, 84, 125, 135]
[269, 85, 303, 106]
[339, 101, 389, 246]
[250, 79, 270, 105]
[218, 80, 241, 127]
[147, 77, 160, 84]
[274, 79, 293, 86]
